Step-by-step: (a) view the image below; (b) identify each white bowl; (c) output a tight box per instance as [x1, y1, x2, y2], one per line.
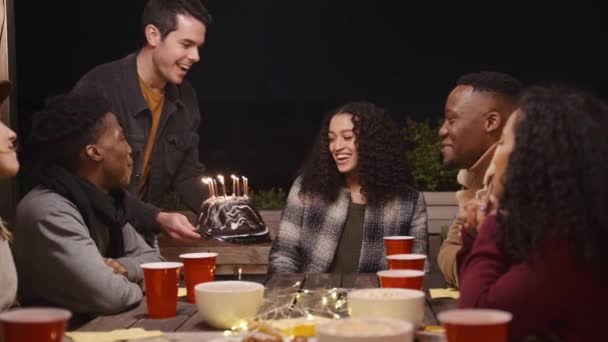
[317, 317, 414, 342]
[194, 281, 264, 329]
[348, 288, 425, 326]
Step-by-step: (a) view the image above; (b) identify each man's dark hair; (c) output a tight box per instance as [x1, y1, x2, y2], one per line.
[457, 71, 523, 101]
[29, 94, 112, 172]
[141, 0, 212, 40]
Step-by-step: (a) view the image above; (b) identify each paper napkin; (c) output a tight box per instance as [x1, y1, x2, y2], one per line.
[429, 287, 460, 299]
[65, 328, 164, 342]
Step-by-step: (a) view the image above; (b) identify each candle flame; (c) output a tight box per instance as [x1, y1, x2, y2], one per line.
[231, 320, 249, 331]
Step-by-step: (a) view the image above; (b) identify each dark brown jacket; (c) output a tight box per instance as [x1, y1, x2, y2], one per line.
[72, 52, 207, 244]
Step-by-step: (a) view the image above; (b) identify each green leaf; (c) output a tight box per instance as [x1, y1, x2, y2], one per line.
[403, 118, 458, 191]
[249, 187, 287, 210]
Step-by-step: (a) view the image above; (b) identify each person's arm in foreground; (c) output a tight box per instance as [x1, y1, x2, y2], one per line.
[114, 223, 165, 283]
[458, 215, 569, 340]
[28, 204, 144, 314]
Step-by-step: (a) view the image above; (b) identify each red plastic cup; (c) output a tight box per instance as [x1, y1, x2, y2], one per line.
[384, 236, 415, 256]
[438, 309, 512, 342]
[377, 269, 425, 290]
[387, 253, 427, 271]
[179, 252, 218, 303]
[141, 262, 183, 318]
[0, 307, 71, 342]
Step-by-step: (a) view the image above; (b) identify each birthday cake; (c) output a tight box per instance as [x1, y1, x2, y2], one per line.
[196, 176, 271, 244]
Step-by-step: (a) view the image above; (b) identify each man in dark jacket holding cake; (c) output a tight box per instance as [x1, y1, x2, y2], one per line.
[72, 0, 212, 246]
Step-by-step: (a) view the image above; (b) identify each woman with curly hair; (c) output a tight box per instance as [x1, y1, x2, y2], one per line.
[0, 80, 19, 312]
[269, 101, 428, 273]
[457, 85, 608, 341]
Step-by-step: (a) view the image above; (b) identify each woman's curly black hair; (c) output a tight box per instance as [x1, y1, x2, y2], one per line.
[497, 84, 608, 273]
[299, 101, 414, 204]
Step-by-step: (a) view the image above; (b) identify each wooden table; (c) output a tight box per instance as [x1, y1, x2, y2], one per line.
[73, 272, 457, 341]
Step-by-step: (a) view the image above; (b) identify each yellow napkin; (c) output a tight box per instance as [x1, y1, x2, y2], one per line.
[424, 325, 446, 333]
[178, 287, 187, 297]
[264, 315, 332, 337]
[429, 287, 460, 299]
[65, 328, 164, 342]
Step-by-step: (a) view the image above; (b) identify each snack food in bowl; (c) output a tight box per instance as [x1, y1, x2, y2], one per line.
[264, 315, 332, 337]
[348, 288, 425, 326]
[316, 317, 414, 342]
[195, 280, 264, 329]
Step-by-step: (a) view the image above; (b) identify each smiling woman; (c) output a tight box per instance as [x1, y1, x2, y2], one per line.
[0, 80, 19, 312]
[269, 101, 429, 274]
[328, 113, 359, 197]
[458, 84, 608, 341]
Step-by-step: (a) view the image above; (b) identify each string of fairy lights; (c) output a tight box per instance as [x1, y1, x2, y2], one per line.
[226, 284, 351, 336]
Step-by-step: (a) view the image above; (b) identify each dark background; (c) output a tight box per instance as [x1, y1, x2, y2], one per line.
[14, 0, 608, 192]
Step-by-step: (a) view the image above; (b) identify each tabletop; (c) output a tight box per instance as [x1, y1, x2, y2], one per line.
[73, 271, 457, 341]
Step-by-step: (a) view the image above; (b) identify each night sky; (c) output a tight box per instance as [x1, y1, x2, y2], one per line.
[14, 1, 608, 191]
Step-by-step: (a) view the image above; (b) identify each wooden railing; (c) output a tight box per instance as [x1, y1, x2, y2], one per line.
[159, 195, 455, 275]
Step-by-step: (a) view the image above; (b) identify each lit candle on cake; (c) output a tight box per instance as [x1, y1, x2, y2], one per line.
[212, 178, 218, 198]
[203, 178, 214, 197]
[235, 176, 240, 197]
[242, 176, 248, 197]
[231, 175, 237, 196]
[212, 179, 219, 199]
[217, 175, 227, 198]
[210, 178, 217, 197]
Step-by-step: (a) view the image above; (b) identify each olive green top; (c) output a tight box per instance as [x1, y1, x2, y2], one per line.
[329, 202, 366, 273]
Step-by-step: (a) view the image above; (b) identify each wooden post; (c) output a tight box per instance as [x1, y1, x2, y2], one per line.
[0, 0, 17, 220]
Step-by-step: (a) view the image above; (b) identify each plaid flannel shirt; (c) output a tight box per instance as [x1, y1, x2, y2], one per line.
[269, 177, 428, 273]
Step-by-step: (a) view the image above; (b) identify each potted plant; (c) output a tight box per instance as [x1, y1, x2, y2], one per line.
[403, 118, 459, 236]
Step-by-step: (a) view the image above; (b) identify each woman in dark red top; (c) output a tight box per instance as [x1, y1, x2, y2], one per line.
[457, 84, 608, 341]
